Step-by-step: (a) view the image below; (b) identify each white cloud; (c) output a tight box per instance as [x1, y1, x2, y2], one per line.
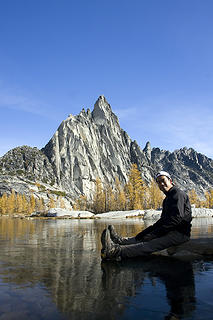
[0, 91, 49, 117]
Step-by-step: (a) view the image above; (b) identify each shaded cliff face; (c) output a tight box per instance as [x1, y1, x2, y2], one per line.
[1, 96, 213, 199]
[0, 146, 72, 207]
[0, 146, 55, 184]
[150, 147, 213, 195]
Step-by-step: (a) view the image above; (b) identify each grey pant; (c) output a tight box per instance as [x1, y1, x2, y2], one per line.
[120, 231, 190, 259]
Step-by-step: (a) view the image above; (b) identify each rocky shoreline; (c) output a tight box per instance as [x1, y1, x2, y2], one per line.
[25, 207, 213, 219]
[1, 208, 212, 220]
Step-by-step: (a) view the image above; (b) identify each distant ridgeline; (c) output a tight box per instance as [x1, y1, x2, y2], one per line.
[0, 95, 213, 214]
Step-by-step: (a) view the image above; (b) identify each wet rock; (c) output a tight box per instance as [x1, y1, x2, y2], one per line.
[155, 238, 213, 260]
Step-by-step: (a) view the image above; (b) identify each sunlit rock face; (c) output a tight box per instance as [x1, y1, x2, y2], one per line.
[42, 96, 152, 198]
[1, 96, 213, 200]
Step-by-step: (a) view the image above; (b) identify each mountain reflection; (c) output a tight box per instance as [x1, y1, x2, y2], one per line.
[0, 217, 201, 320]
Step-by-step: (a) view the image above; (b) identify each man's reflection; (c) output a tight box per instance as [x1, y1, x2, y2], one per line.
[101, 257, 196, 320]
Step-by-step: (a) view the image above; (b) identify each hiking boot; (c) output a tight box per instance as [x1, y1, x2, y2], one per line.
[108, 225, 124, 244]
[101, 229, 108, 250]
[101, 229, 122, 261]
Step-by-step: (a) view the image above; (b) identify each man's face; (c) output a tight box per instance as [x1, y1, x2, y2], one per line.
[156, 175, 173, 194]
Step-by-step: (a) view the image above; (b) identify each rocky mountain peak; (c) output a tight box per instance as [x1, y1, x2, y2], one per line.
[143, 141, 152, 161]
[92, 95, 118, 125]
[1, 96, 213, 201]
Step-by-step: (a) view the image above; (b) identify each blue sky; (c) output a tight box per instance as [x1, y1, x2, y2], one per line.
[0, 0, 213, 159]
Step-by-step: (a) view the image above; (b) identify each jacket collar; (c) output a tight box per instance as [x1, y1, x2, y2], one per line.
[165, 185, 176, 196]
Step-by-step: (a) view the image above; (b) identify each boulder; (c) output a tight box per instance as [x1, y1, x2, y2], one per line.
[47, 208, 94, 218]
[155, 238, 213, 260]
[95, 210, 144, 219]
[192, 208, 213, 217]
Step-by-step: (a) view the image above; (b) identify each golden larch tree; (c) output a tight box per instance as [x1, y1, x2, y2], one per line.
[36, 198, 45, 212]
[92, 177, 106, 213]
[124, 164, 146, 210]
[73, 195, 87, 210]
[204, 189, 213, 208]
[22, 195, 29, 213]
[0, 194, 8, 214]
[188, 189, 199, 207]
[105, 184, 116, 212]
[7, 190, 16, 213]
[16, 194, 23, 213]
[147, 179, 164, 209]
[29, 194, 36, 214]
[59, 196, 66, 209]
[48, 196, 56, 209]
[114, 177, 126, 211]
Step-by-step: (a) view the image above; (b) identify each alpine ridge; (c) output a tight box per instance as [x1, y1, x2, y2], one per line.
[0, 95, 213, 203]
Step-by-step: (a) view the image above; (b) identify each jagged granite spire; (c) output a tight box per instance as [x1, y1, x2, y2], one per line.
[92, 95, 119, 126]
[42, 96, 150, 199]
[143, 141, 152, 161]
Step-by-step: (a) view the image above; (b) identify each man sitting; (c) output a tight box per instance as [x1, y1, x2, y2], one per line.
[101, 171, 192, 261]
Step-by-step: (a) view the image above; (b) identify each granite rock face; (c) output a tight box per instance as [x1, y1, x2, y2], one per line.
[42, 95, 148, 198]
[1, 96, 213, 201]
[0, 146, 55, 185]
[0, 146, 71, 207]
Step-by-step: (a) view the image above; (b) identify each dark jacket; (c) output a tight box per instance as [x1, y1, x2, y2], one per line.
[135, 186, 192, 241]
